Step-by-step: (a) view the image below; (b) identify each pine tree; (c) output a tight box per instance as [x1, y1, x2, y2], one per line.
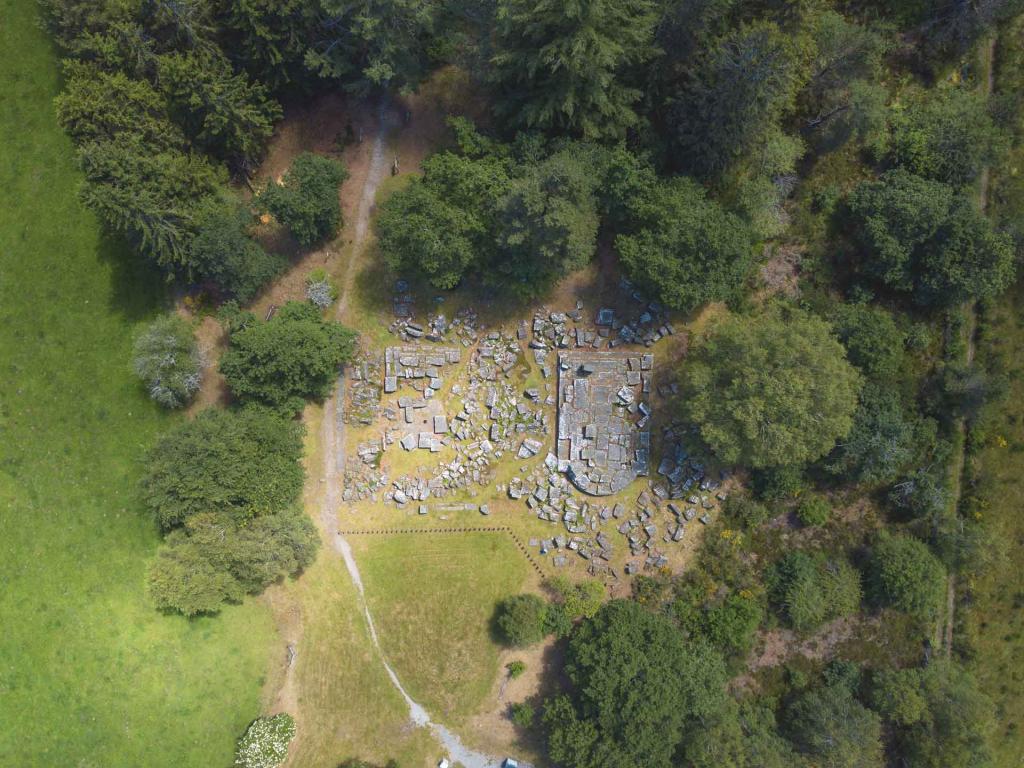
[490, 0, 658, 140]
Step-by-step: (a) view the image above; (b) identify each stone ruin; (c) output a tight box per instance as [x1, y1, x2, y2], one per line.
[556, 351, 652, 496]
[383, 345, 461, 398]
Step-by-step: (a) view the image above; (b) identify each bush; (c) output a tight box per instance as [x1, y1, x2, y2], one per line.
[495, 593, 548, 646]
[220, 301, 357, 414]
[870, 668, 927, 726]
[542, 602, 573, 638]
[867, 533, 946, 620]
[549, 576, 605, 620]
[724, 494, 771, 528]
[259, 153, 348, 246]
[769, 551, 862, 631]
[235, 713, 296, 768]
[132, 314, 202, 408]
[696, 591, 763, 656]
[796, 495, 831, 527]
[510, 702, 535, 728]
[753, 464, 807, 501]
[831, 303, 907, 382]
[305, 268, 337, 310]
[506, 660, 526, 678]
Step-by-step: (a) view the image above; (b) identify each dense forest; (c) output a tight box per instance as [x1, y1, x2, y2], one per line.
[40, 0, 1024, 766]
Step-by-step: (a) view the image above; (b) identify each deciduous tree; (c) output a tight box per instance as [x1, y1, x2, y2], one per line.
[682, 310, 862, 469]
[141, 406, 305, 530]
[546, 600, 727, 768]
[615, 176, 753, 312]
[220, 301, 357, 414]
[258, 153, 348, 247]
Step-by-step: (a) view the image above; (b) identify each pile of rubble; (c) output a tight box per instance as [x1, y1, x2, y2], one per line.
[342, 456, 387, 502]
[384, 441, 498, 504]
[344, 353, 383, 426]
[653, 421, 730, 500]
[383, 346, 461, 397]
[389, 297, 485, 346]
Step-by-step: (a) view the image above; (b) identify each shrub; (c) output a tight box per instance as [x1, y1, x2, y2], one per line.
[866, 533, 946, 620]
[510, 702, 535, 728]
[543, 602, 573, 638]
[870, 668, 927, 726]
[696, 591, 763, 656]
[259, 153, 348, 246]
[796, 495, 831, 527]
[235, 713, 296, 768]
[753, 464, 807, 501]
[724, 494, 771, 529]
[305, 268, 337, 310]
[770, 551, 862, 631]
[549, 576, 604, 620]
[506, 660, 526, 678]
[132, 314, 202, 408]
[495, 593, 548, 646]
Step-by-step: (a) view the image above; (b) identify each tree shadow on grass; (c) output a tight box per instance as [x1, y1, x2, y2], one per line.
[507, 637, 569, 762]
[95, 230, 172, 322]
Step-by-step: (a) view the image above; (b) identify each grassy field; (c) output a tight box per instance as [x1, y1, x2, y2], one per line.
[267, 406, 439, 768]
[277, 547, 439, 767]
[968, 281, 1024, 767]
[350, 532, 534, 724]
[0, 1, 276, 764]
[963, 19, 1024, 766]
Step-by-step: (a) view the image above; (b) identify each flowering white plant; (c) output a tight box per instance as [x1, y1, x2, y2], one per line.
[235, 713, 296, 768]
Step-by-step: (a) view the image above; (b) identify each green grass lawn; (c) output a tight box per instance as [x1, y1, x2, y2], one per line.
[0, 1, 276, 764]
[350, 532, 533, 723]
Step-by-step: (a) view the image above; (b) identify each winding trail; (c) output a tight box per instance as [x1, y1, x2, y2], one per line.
[318, 99, 507, 768]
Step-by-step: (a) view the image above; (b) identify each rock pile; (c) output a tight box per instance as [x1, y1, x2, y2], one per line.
[345, 353, 383, 426]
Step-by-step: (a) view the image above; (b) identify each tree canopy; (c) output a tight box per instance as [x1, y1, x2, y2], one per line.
[141, 407, 305, 530]
[490, 0, 658, 139]
[495, 593, 549, 647]
[670, 21, 801, 178]
[141, 407, 316, 615]
[848, 169, 1016, 306]
[494, 144, 601, 298]
[888, 86, 1008, 186]
[545, 599, 727, 768]
[785, 683, 884, 768]
[258, 152, 349, 247]
[616, 176, 754, 313]
[220, 301, 357, 414]
[681, 310, 862, 469]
